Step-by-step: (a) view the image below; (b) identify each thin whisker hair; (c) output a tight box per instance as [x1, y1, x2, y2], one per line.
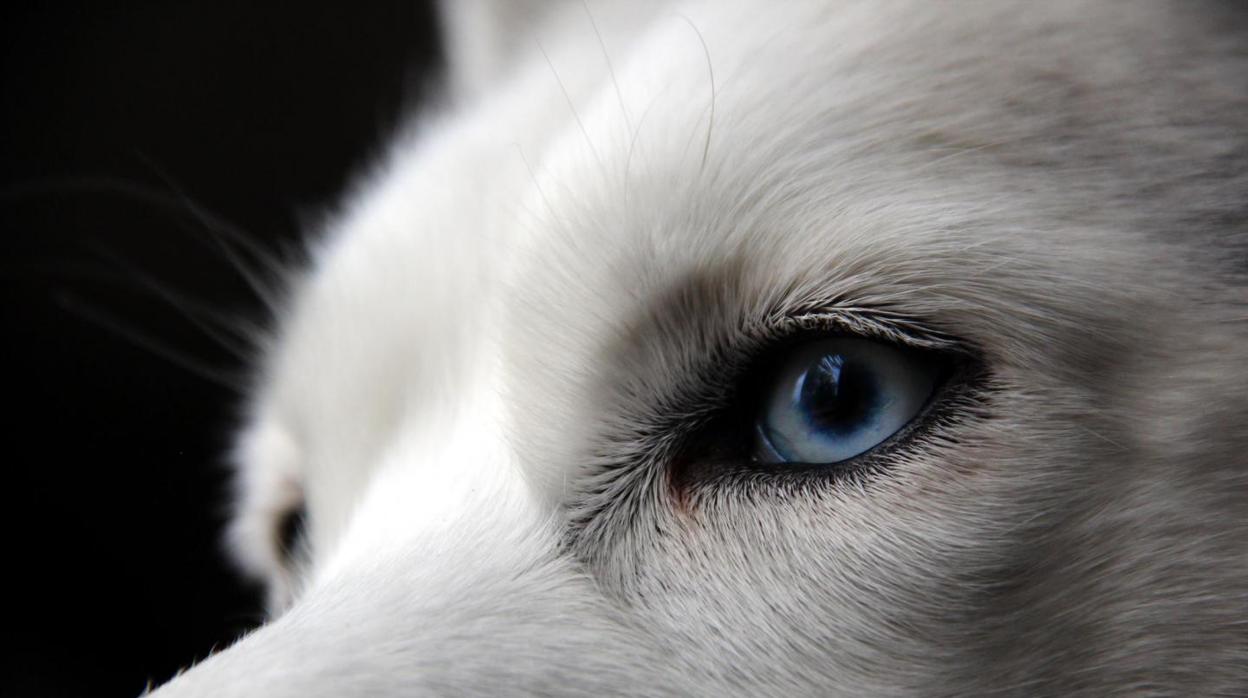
[54, 290, 245, 391]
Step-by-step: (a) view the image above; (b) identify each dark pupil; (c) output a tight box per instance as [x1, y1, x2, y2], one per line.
[797, 354, 878, 434]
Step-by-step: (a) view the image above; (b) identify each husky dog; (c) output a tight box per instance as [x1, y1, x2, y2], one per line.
[152, 1, 1247, 695]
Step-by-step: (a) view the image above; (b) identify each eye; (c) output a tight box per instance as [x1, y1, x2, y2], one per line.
[754, 338, 948, 464]
[276, 502, 307, 565]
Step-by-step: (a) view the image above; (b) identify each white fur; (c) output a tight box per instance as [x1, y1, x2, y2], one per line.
[155, 1, 1247, 695]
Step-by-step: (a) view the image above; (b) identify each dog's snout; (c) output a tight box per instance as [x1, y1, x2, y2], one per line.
[151, 524, 680, 697]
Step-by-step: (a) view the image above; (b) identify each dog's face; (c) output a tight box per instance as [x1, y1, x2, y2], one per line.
[154, 1, 1247, 695]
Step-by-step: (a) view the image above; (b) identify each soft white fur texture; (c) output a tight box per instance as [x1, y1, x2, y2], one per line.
[153, 1, 1247, 695]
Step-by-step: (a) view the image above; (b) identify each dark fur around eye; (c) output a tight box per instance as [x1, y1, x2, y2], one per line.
[276, 503, 307, 564]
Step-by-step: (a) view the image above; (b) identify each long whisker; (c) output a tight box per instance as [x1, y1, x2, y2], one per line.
[621, 90, 667, 208]
[535, 39, 605, 171]
[55, 290, 245, 392]
[138, 159, 291, 280]
[581, 0, 632, 134]
[1, 175, 287, 312]
[513, 143, 558, 219]
[675, 14, 716, 172]
[85, 244, 261, 360]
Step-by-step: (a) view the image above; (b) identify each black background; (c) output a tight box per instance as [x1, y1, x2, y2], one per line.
[1, 3, 441, 695]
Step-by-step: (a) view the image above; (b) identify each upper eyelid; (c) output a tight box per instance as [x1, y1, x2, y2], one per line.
[635, 306, 967, 430]
[763, 309, 962, 353]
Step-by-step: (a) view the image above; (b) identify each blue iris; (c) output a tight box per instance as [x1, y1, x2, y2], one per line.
[755, 338, 943, 464]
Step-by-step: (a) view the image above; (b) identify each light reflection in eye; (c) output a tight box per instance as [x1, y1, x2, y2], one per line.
[755, 338, 944, 464]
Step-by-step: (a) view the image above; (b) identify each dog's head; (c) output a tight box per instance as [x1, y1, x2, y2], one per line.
[155, 1, 1247, 695]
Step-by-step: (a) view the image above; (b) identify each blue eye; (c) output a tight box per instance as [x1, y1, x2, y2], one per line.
[755, 338, 945, 464]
